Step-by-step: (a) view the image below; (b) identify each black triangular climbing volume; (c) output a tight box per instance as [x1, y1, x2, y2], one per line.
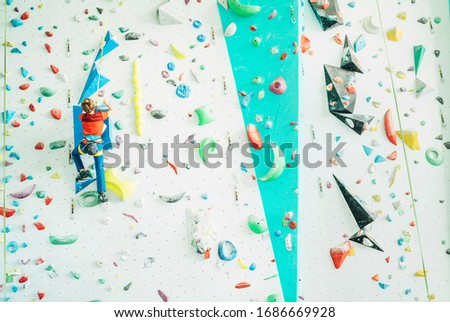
[333, 175, 376, 229]
[308, 0, 344, 31]
[349, 229, 384, 252]
[324, 64, 356, 114]
[331, 112, 374, 135]
[340, 35, 364, 74]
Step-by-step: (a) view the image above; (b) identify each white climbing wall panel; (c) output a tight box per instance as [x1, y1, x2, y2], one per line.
[2, 0, 283, 301]
[299, 0, 450, 301]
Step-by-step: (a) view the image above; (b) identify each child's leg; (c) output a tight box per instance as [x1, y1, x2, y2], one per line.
[93, 144, 106, 193]
[72, 144, 85, 172]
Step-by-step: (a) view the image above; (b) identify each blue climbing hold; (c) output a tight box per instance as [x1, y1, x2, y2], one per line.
[374, 155, 386, 163]
[1, 110, 16, 124]
[10, 18, 23, 27]
[6, 0, 13, 5]
[22, 41, 27, 46]
[378, 282, 390, 289]
[197, 34, 206, 42]
[21, 67, 28, 78]
[5, 84, 11, 91]
[11, 48, 22, 54]
[363, 145, 373, 156]
[167, 62, 175, 71]
[354, 34, 366, 52]
[193, 20, 202, 29]
[176, 84, 191, 98]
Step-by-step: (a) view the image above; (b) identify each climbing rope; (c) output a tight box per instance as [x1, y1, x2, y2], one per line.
[95, 16, 109, 107]
[2, 1, 8, 301]
[375, 0, 431, 301]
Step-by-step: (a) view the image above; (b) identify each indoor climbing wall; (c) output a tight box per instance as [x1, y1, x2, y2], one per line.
[300, 0, 450, 301]
[1, 0, 298, 302]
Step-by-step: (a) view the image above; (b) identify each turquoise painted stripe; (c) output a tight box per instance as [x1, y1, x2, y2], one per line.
[218, 1, 300, 302]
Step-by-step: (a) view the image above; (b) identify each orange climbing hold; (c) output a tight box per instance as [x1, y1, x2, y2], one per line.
[51, 108, 61, 120]
[50, 64, 59, 74]
[330, 240, 351, 269]
[247, 124, 263, 150]
[301, 34, 311, 53]
[44, 43, 51, 53]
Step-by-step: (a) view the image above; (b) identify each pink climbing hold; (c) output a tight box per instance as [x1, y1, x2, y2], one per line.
[269, 76, 287, 95]
[51, 108, 61, 120]
[9, 184, 36, 199]
[157, 289, 168, 302]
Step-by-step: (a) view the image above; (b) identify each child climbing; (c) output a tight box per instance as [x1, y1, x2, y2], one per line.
[72, 98, 113, 203]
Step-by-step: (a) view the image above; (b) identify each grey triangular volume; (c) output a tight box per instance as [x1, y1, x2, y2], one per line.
[349, 229, 384, 252]
[333, 175, 376, 229]
[324, 64, 356, 114]
[331, 112, 374, 135]
[415, 77, 434, 98]
[308, 0, 344, 31]
[157, 1, 183, 25]
[340, 35, 364, 74]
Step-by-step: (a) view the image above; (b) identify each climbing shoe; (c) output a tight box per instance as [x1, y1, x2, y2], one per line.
[98, 192, 108, 203]
[76, 169, 93, 181]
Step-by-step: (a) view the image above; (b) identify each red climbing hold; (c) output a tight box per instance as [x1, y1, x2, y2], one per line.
[247, 124, 263, 150]
[12, 120, 20, 127]
[0, 207, 16, 218]
[29, 103, 36, 112]
[330, 241, 351, 269]
[84, 9, 89, 14]
[51, 108, 61, 120]
[19, 83, 30, 90]
[35, 142, 44, 150]
[235, 282, 251, 289]
[45, 196, 53, 205]
[38, 291, 45, 300]
[387, 151, 397, 160]
[21, 11, 30, 20]
[280, 52, 287, 60]
[45, 31, 53, 37]
[20, 173, 27, 182]
[50, 64, 59, 74]
[249, 25, 257, 31]
[288, 221, 297, 229]
[34, 222, 46, 230]
[44, 43, 51, 53]
[18, 275, 29, 283]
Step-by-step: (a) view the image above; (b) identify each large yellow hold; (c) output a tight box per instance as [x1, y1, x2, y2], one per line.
[396, 130, 420, 150]
[386, 27, 403, 41]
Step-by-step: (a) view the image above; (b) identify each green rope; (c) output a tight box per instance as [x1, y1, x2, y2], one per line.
[2, 0, 8, 301]
[375, 0, 431, 301]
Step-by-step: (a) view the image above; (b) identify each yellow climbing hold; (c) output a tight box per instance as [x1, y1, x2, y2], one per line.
[170, 43, 187, 59]
[404, 246, 413, 252]
[386, 27, 403, 41]
[396, 130, 421, 150]
[415, 269, 428, 277]
[428, 293, 436, 301]
[237, 258, 249, 269]
[348, 246, 355, 257]
[38, 3, 44, 9]
[105, 168, 137, 201]
[372, 195, 382, 202]
[51, 172, 61, 179]
[3, 41, 14, 47]
[396, 12, 407, 20]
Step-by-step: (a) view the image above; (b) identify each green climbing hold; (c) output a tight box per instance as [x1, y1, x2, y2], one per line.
[199, 137, 216, 163]
[252, 76, 263, 85]
[46, 166, 52, 171]
[49, 234, 78, 245]
[40, 87, 56, 97]
[413, 45, 425, 76]
[248, 215, 268, 234]
[36, 191, 46, 199]
[88, 15, 99, 21]
[252, 37, 261, 47]
[119, 27, 129, 33]
[267, 294, 280, 302]
[49, 140, 67, 150]
[114, 121, 123, 130]
[425, 148, 444, 166]
[21, 113, 29, 119]
[83, 63, 89, 71]
[98, 278, 106, 284]
[78, 191, 100, 207]
[45, 265, 53, 271]
[71, 271, 81, 279]
[434, 17, 441, 24]
[200, 65, 205, 70]
[112, 90, 124, 99]
[82, 49, 95, 55]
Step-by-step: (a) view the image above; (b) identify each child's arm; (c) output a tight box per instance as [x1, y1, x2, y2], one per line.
[103, 100, 113, 112]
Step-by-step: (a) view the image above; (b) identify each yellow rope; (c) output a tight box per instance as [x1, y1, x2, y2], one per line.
[375, 0, 430, 301]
